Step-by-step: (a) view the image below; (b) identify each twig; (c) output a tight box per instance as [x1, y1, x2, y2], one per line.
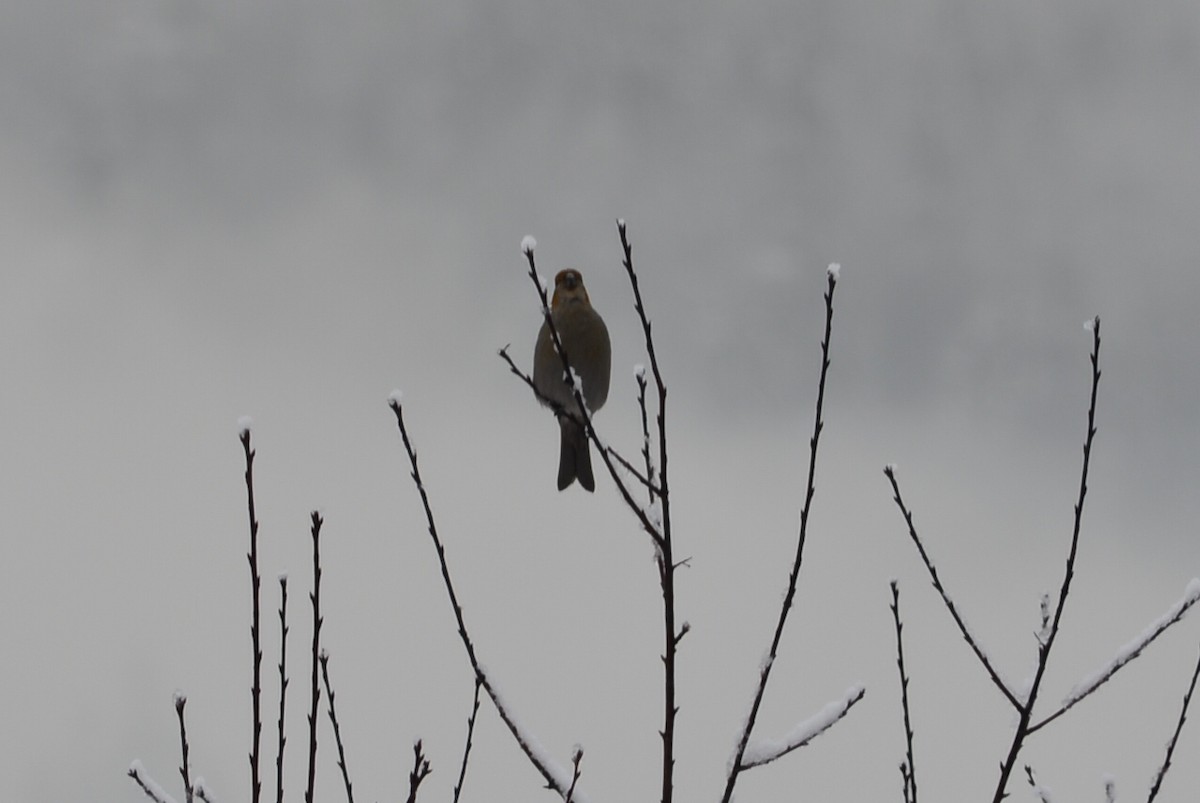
[615, 221, 680, 803]
[991, 316, 1102, 803]
[194, 779, 218, 803]
[1146, 643, 1200, 803]
[304, 512, 324, 803]
[389, 398, 582, 799]
[738, 686, 865, 769]
[319, 651, 355, 803]
[565, 747, 584, 803]
[240, 427, 264, 803]
[1024, 765, 1053, 803]
[452, 678, 483, 803]
[1030, 579, 1200, 734]
[128, 761, 179, 803]
[405, 741, 432, 803]
[175, 693, 194, 803]
[635, 364, 656, 505]
[275, 575, 289, 803]
[884, 466, 1021, 711]
[603, 443, 659, 495]
[890, 581, 917, 803]
[721, 266, 838, 803]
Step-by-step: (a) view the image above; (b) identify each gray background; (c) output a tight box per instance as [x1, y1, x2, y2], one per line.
[2, 1, 1199, 800]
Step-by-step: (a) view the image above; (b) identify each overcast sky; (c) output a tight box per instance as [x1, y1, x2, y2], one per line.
[3, 1, 1200, 801]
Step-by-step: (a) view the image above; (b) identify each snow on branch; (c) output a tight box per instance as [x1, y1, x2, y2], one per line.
[738, 686, 865, 770]
[483, 668, 591, 803]
[1030, 577, 1200, 733]
[129, 761, 180, 803]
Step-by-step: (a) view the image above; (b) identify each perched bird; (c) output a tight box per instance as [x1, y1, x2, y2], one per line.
[533, 269, 612, 491]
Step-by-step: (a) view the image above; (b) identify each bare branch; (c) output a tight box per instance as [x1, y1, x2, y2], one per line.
[1146, 642, 1200, 803]
[175, 693, 194, 803]
[304, 512, 324, 803]
[890, 581, 918, 803]
[389, 399, 584, 799]
[452, 677, 483, 803]
[992, 316, 1102, 803]
[405, 741, 432, 803]
[319, 651, 356, 803]
[275, 576, 289, 803]
[723, 268, 839, 802]
[240, 428, 264, 803]
[884, 465, 1021, 710]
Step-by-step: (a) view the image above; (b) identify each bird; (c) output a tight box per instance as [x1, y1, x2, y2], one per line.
[533, 269, 612, 492]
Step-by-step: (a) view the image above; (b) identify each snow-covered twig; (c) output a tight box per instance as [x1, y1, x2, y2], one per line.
[890, 581, 918, 803]
[174, 693, 194, 803]
[239, 428, 264, 803]
[723, 269, 841, 801]
[319, 651, 356, 803]
[405, 741, 432, 803]
[1024, 765, 1053, 802]
[304, 512, 324, 803]
[739, 685, 865, 769]
[1030, 578, 1200, 733]
[884, 466, 1021, 711]
[194, 778, 218, 803]
[129, 761, 179, 803]
[1146, 642, 1200, 803]
[389, 399, 589, 802]
[275, 576, 289, 803]
[451, 677, 483, 803]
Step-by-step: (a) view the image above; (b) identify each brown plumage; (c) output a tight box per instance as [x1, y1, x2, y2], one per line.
[533, 269, 612, 491]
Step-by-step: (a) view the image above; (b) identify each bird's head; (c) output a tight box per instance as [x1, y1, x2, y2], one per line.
[552, 269, 590, 308]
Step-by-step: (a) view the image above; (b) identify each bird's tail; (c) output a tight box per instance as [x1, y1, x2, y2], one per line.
[558, 417, 595, 492]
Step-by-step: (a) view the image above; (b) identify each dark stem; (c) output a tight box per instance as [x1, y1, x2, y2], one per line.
[319, 651, 355, 803]
[1029, 585, 1200, 735]
[175, 694, 194, 803]
[240, 429, 263, 803]
[991, 317, 1101, 803]
[275, 576, 289, 803]
[884, 467, 1021, 710]
[1146, 643, 1200, 803]
[721, 270, 837, 803]
[565, 748, 584, 803]
[452, 678, 483, 803]
[304, 511, 324, 803]
[405, 741, 432, 803]
[636, 366, 656, 504]
[890, 581, 917, 803]
[389, 399, 577, 797]
[614, 221, 678, 803]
